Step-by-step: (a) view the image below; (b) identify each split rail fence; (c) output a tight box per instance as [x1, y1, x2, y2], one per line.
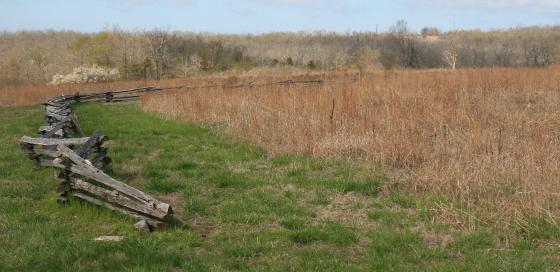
[18, 78, 342, 232]
[19, 87, 177, 232]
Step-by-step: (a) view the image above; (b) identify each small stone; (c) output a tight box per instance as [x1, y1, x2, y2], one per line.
[93, 236, 123, 241]
[134, 220, 152, 233]
[56, 196, 68, 205]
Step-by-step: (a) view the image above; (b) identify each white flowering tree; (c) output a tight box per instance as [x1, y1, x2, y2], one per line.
[50, 65, 119, 85]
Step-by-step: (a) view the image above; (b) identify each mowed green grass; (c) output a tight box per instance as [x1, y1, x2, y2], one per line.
[0, 102, 559, 271]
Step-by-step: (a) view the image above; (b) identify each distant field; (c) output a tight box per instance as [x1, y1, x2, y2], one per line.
[141, 67, 560, 229]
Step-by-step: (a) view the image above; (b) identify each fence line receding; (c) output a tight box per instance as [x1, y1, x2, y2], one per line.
[18, 78, 340, 232]
[19, 87, 179, 233]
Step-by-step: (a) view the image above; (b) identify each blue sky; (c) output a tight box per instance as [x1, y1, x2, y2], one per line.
[1, 0, 559, 33]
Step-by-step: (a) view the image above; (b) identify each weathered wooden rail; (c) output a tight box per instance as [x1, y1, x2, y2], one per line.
[20, 87, 178, 232]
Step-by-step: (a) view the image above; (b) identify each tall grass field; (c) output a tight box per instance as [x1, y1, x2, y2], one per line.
[1, 68, 560, 270]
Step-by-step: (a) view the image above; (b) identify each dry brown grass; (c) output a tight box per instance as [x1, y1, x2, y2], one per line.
[0, 78, 215, 106]
[0, 69, 331, 107]
[141, 67, 560, 226]
[4, 67, 559, 226]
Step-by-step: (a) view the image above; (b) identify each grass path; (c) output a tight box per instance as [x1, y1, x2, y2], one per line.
[0, 102, 558, 271]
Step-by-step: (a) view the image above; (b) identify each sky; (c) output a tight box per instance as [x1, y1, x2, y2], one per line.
[0, 0, 559, 33]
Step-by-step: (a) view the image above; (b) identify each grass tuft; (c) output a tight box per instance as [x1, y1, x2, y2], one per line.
[146, 178, 184, 193]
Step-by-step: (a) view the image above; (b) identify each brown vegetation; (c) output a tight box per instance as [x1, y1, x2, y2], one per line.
[141, 67, 560, 227]
[0, 74, 266, 106]
[2, 24, 559, 85]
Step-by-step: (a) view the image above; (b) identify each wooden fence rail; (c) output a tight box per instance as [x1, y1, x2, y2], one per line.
[20, 86, 177, 233]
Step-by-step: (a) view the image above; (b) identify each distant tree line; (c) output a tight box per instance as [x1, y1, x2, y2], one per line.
[1, 22, 559, 84]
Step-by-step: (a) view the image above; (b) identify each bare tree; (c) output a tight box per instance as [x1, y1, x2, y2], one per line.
[111, 26, 133, 79]
[332, 50, 347, 71]
[389, 20, 419, 68]
[29, 49, 50, 81]
[554, 46, 560, 65]
[357, 47, 379, 74]
[144, 28, 171, 80]
[181, 53, 202, 76]
[443, 34, 460, 69]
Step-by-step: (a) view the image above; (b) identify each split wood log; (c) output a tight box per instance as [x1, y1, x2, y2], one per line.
[90, 153, 112, 172]
[45, 111, 71, 122]
[70, 177, 170, 220]
[71, 115, 82, 134]
[111, 86, 157, 94]
[134, 220, 152, 233]
[45, 105, 72, 116]
[42, 101, 67, 108]
[21, 137, 105, 161]
[108, 96, 140, 103]
[41, 119, 72, 138]
[21, 136, 90, 146]
[34, 148, 62, 157]
[75, 130, 102, 157]
[72, 192, 165, 229]
[104, 92, 113, 102]
[39, 158, 169, 229]
[56, 145, 172, 217]
[39, 125, 65, 137]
